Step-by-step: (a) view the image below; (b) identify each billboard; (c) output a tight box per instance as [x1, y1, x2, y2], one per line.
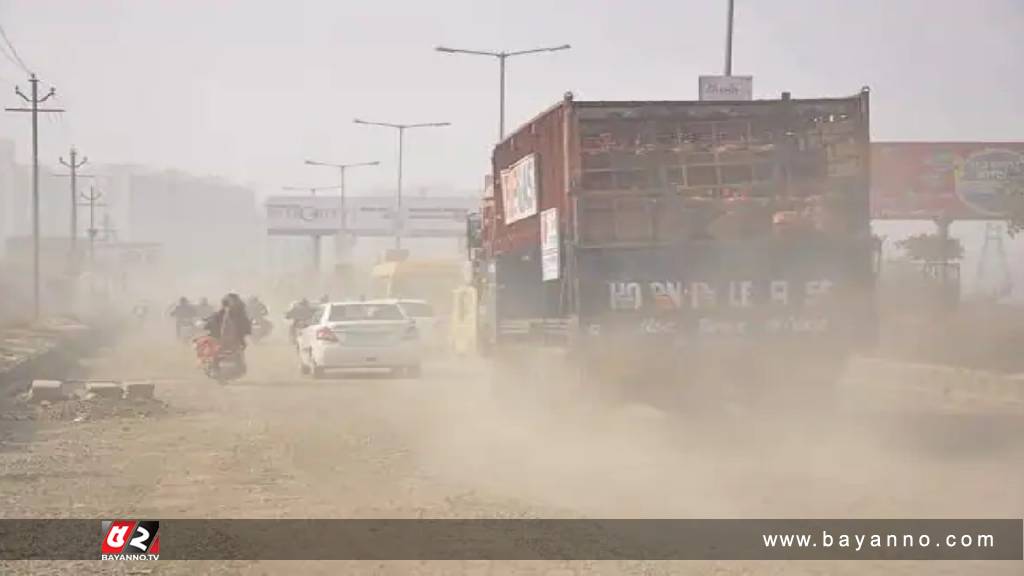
[698, 76, 753, 101]
[265, 195, 475, 237]
[500, 154, 538, 225]
[265, 196, 343, 236]
[871, 143, 1024, 220]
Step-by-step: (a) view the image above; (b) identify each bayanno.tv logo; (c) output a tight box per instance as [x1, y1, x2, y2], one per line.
[100, 520, 160, 560]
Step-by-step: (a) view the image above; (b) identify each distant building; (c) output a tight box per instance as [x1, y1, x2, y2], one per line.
[0, 141, 261, 277]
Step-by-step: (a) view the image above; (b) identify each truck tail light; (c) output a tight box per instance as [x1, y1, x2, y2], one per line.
[316, 327, 337, 342]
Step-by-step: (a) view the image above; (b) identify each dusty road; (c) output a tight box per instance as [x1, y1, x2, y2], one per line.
[0, 331, 1021, 575]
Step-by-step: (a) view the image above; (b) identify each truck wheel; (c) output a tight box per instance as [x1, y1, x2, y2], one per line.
[405, 364, 422, 378]
[312, 363, 326, 379]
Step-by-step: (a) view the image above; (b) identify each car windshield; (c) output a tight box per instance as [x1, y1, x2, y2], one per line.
[328, 303, 404, 322]
[400, 302, 434, 318]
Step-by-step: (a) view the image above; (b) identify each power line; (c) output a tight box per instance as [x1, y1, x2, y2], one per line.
[0, 37, 21, 74]
[0, 22, 31, 74]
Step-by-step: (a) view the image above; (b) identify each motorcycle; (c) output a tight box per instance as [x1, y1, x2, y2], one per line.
[193, 334, 246, 383]
[176, 318, 201, 343]
[251, 316, 273, 343]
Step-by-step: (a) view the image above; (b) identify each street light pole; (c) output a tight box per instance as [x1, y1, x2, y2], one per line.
[498, 55, 506, 140]
[304, 159, 380, 234]
[725, 0, 735, 76]
[435, 44, 570, 140]
[353, 119, 450, 250]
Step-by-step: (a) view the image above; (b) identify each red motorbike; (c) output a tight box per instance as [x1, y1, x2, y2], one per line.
[193, 335, 246, 382]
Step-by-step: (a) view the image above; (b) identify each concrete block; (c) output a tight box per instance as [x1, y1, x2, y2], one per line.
[85, 381, 123, 399]
[30, 380, 66, 402]
[124, 380, 155, 400]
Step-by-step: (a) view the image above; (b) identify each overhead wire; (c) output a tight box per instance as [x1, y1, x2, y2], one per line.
[0, 21, 31, 74]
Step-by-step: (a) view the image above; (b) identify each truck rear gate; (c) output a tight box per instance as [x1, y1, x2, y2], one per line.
[480, 90, 874, 388]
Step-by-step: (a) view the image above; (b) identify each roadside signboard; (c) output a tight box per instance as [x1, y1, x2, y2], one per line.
[698, 76, 753, 101]
[500, 154, 538, 224]
[265, 195, 475, 237]
[871, 143, 1024, 220]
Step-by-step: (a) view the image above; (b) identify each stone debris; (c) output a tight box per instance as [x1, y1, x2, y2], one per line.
[29, 380, 66, 403]
[124, 380, 156, 400]
[85, 381, 124, 400]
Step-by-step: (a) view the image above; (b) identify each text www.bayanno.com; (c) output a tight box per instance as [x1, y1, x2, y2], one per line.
[762, 531, 995, 552]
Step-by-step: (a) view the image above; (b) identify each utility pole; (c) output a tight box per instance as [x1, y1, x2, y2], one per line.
[78, 186, 104, 269]
[436, 44, 570, 140]
[354, 119, 451, 250]
[6, 74, 64, 319]
[58, 147, 88, 258]
[725, 0, 735, 75]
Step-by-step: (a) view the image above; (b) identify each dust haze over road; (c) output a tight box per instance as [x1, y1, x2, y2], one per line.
[1, 318, 1021, 575]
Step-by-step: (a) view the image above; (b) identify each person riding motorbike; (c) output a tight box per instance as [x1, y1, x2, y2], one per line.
[285, 297, 315, 342]
[169, 297, 198, 340]
[203, 293, 252, 374]
[246, 296, 269, 319]
[246, 296, 272, 341]
[195, 297, 215, 320]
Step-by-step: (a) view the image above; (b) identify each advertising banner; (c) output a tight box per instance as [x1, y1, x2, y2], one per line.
[540, 208, 559, 281]
[266, 195, 475, 237]
[871, 143, 1024, 220]
[500, 154, 538, 225]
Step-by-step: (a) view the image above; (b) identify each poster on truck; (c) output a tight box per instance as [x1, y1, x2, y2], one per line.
[500, 153, 538, 224]
[540, 207, 559, 281]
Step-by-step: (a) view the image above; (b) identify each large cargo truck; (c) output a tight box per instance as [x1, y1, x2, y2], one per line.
[469, 90, 876, 397]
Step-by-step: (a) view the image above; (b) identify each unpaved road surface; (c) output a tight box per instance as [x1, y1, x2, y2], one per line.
[1, 332, 1021, 575]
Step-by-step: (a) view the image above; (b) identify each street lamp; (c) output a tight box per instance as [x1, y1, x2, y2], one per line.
[435, 43, 571, 140]
[353, 118, 450, 249]
[304, 159, 380, 233]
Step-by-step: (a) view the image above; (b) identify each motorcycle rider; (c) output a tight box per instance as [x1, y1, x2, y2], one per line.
[246, 295, 272, 340]
[169, 297, 198, 340]
[285, 297, 315, 342]
[195, 297, 215, 320]
[246, 296, 269, 319]
[203, 293, 252, 374]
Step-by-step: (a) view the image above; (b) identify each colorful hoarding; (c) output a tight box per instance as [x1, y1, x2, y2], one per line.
[871, 143, 1024, 220]
[500, 154, 538, 225]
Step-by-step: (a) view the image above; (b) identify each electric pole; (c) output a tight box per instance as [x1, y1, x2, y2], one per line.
[78, 186, 104, 269]
[58, 147, 88, 258]
[6, 74, 64, 319]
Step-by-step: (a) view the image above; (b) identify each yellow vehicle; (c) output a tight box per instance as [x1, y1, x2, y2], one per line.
[369, 259, 466, 317]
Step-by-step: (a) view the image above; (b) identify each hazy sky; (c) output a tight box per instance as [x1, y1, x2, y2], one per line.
[0, 0, 1021, 198]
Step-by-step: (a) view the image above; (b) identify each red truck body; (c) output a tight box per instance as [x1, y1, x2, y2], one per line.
[477, 90, 875, 371]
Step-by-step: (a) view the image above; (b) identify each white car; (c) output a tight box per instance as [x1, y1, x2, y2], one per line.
[390, 299, 443, 347]
[297, 301, 423, 378]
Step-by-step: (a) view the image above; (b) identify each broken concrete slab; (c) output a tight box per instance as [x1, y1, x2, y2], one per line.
[85, 381, 123, 400]
[30, 380, 66, 403]
[123, 380, 155, 400]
